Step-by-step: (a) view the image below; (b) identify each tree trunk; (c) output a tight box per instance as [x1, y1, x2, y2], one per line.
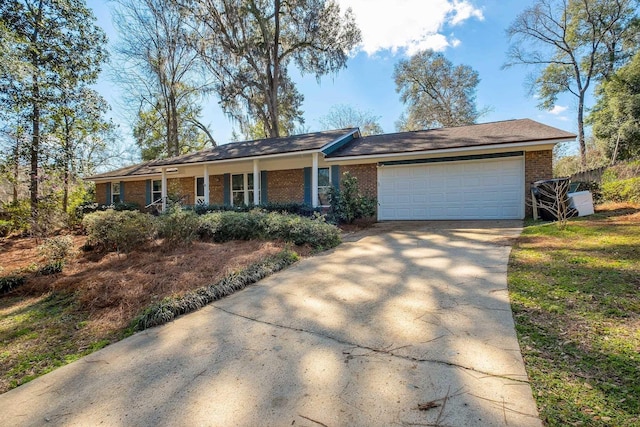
[30, 84, 39, 217]
[577, 93, 586, 169]
[12, 134, 20, 204]
[269, 0, 281, 138]
[168, 89, 179, 156]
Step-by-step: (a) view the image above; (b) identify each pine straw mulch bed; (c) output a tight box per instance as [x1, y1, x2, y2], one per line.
[0, 235, 300, 393]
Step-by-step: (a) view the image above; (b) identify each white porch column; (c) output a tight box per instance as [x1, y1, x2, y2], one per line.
[161, 167, 167, 211]
[203, 164, 210, 205]
[311, 153, 319, 208]
[253, 159, 260, 205]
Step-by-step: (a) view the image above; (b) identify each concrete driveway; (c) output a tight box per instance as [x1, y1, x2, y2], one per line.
[0, 221, 541, 427]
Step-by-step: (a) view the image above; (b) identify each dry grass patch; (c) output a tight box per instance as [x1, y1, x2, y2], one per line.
[0, 235, 289, 393]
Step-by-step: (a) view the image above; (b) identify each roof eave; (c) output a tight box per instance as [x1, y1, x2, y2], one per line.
[324, 137, 573, 162]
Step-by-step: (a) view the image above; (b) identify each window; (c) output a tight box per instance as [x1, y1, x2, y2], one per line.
[232, 174, 245, 206]
[152, 180, 162, 203]
[231, 173, 259, 206]
[196, 177, 205, 205]
[111, 182, 121, 204]
[318, 168, 331, 206]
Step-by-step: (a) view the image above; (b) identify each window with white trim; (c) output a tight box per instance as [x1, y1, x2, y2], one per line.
[111, 182, 121, 204]
[152, 180, 162, 203]
[232, 173, 259, 206]
[318, 168, 331, 206]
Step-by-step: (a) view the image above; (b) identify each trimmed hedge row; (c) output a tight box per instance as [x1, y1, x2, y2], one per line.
[82, 209, 342, 252]
[133, 249, 299, 330]
[190, 202, 322, 217]
[197, 210, 341, 249]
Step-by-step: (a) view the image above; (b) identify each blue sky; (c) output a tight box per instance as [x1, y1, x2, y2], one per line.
[87, 0, 578, 153]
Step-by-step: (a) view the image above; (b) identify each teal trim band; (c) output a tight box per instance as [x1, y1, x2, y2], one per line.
[223, 173, 231, 205]
[260, 170, 268, 204]
[321, 133, 356, 155]
[303, 167, 311, 205]
[145, 180, 151, 205]
[379, 151, 524, 166]
[330, 165, 340, 190]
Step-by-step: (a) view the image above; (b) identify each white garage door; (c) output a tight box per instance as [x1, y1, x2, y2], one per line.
[378, 157, 524, 220]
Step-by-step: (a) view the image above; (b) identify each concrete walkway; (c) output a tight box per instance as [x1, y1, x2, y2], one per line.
[0, 221, 541, 427]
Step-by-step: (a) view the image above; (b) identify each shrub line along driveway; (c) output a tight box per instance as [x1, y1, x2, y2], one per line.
[0, 221, 540, 427]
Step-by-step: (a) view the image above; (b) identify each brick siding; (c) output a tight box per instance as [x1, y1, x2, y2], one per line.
[267, 169, 304, 203]
[341, 164, 377, 198]
[209, 174, 224, 205]
[167, 177, 194, 205]
[95, 183, 107, 205]
[525, 150, 553, 217]
[123, 180, 147, 209]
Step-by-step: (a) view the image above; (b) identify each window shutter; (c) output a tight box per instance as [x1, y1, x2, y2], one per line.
[260, 170, 268, 204]
[223, 173, 231, 206]
[303, 167, 311, 205]
[120, 181, 125, 202]
[106, 182, 111, 205]
[331, 165, 340, 190]
[145, 180, 151, 206]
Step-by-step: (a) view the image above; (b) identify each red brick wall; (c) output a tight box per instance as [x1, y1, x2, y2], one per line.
[267, 169, 304, 203]
[95, 183, 108, 205]
[123, 180, 146, 209]
[209, 174, 225, 205]
[525, 150, 553, 217]
[168, 177, 194, 205]
[341, 164, 377, 198]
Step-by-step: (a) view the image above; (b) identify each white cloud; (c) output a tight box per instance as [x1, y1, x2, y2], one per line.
[549, 105, 568, 115]
[337, 0, 483, 55]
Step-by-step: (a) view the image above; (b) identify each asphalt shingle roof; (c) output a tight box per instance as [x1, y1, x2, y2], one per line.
[87, 128, 357, 180]
[86, 119, 576, 180]
[326, 119, 576, 158]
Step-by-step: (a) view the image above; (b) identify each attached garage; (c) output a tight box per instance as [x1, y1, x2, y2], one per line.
[377, 155, 524, 220]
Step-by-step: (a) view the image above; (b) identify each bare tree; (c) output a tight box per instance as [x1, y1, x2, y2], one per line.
[531, 179, 575, 229]
[177, 0, 361, 138]
[505, 0, 638, 168]
[319, 104, 383, 136]
[112, 0, 214, 158]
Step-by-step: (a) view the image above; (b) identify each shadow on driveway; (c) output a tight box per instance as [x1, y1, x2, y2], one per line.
[0, 220, 541, 427]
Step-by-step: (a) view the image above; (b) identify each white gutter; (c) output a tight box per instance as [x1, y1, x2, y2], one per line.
[323, 138, 573, 162]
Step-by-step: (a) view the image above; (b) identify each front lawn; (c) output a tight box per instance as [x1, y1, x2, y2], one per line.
[508, 204, 640, 426]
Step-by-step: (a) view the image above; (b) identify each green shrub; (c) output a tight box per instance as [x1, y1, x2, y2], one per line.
[572, 181, 603, 204]
[0, 220, 11, 237]
[197, 210, 341, 249]
[202, 210, 266, 242]
[66, 183, 95, 225]
[82, 210, 156, 252]
[37, 261, 64, 276]
[0, 275, 26, 294]
[328, 172, 377, 224]
[192, 202, 321, 217]
[264, 212, 341, 249]
[38, 236, 75, 263]
[113, 202, 140, 211]
[2, 200, 31, 234]
[601, 177, 640, 203]
[157, 206, 200, 245]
